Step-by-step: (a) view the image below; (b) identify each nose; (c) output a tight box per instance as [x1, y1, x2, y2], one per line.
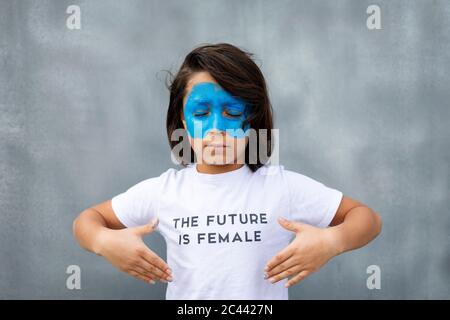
[205, 127, 226, 142]
[206, 128, 225, 139]
[211, 110, 221, 131]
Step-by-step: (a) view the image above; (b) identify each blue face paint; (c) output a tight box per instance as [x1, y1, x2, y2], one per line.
[183, 82, 250, 139]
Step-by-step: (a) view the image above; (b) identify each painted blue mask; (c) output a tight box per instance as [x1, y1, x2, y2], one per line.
[183, 82, 250, 139]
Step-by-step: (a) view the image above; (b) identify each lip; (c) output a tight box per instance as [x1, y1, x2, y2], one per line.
[206, 143, 229, 148]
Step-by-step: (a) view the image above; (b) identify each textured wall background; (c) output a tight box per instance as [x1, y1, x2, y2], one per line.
[1, 0, 449, 299]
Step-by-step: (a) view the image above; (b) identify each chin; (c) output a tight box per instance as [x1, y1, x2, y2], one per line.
[202, 154, 235, 165]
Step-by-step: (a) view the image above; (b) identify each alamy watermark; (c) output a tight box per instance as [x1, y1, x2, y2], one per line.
[366, 5, 382, 30]
[169, 127, 280, 168]
[66, 265, 81, 290]
[366, 265, 381, 290]
[66, 5, 81, 30]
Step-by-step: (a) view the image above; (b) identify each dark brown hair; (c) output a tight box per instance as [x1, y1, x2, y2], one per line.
[166, 43, 273, 172]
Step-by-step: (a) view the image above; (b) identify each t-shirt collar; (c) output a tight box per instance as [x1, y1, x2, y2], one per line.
[188, 163, 251, 184]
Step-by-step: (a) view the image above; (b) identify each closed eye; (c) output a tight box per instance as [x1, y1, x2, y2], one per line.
[224, 102, 245, 118]
[224, 110, 243, 118]
[193, 111, 209, 117]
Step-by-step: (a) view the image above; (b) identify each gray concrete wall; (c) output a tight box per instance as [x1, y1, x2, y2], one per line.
[0, 0, 449, 299]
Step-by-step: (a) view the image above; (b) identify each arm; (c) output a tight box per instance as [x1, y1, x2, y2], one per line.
[265, 195, 382, 287]
[328, 196, 382, 255]
[73, 201, 126, 254]
[73, 200, 172, 284]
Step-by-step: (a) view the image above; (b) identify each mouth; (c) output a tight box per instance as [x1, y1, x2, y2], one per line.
[207, 143, 229, 148]
[205, 141, 230, 148]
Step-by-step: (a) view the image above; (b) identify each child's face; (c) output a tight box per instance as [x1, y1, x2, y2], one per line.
[182, 71, 249, 165]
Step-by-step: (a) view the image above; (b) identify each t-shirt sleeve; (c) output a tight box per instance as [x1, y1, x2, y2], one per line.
[111, 176, 162, 228]
[283, 168, 343, 228]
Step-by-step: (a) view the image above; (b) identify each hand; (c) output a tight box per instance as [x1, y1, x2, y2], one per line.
[264, 216, 340, 288]
[95, 218, 172, 285]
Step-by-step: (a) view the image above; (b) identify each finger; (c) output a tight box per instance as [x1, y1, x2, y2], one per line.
[133, 264, 153, 279]
[133, 265, 158, 282]
[285, 270, 309, 288]
[267, 264, 303, 284]
[265, 256, 299, 279]
[133, 218, 159, 236]
[135, 257, 172, 282]
[133, 264, 162, 282]
[141, 248, 172, 277]
[129, 269, 156, 285]
[265, 245, 295, 272]
[278, 216, 302, 233]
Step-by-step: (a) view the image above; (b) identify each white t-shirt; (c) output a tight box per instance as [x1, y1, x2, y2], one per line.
[111, 164, 343, 300]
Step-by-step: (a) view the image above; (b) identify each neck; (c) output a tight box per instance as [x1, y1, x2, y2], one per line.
[196, 163, 244, 174]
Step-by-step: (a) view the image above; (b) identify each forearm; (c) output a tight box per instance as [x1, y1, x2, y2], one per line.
[328, 206, 382, 255]
[73, 209, 110, 255]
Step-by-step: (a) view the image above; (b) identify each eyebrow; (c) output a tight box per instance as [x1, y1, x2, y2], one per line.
[189, 98, 211, 106]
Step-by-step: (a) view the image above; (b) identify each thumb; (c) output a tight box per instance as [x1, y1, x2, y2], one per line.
[133, 217, 159, 236]
[278, 216, 303, 233]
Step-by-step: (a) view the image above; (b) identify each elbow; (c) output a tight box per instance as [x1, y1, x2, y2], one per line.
[372, 211, 382, 237]
[72, 216, 78, 236]
[72, 211, 84, 240]
[72, 215, 79, 239]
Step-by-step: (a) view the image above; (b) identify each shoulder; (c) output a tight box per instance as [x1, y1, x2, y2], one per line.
[129, 166, 190, 189]
[156, 165, 192, 180]
[254, 164, 302, 179]
[254, 164, 319, 186]
[252, 164, 287, 186]
[152, 165, 195, 186]
[254, 164, 284, 176]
